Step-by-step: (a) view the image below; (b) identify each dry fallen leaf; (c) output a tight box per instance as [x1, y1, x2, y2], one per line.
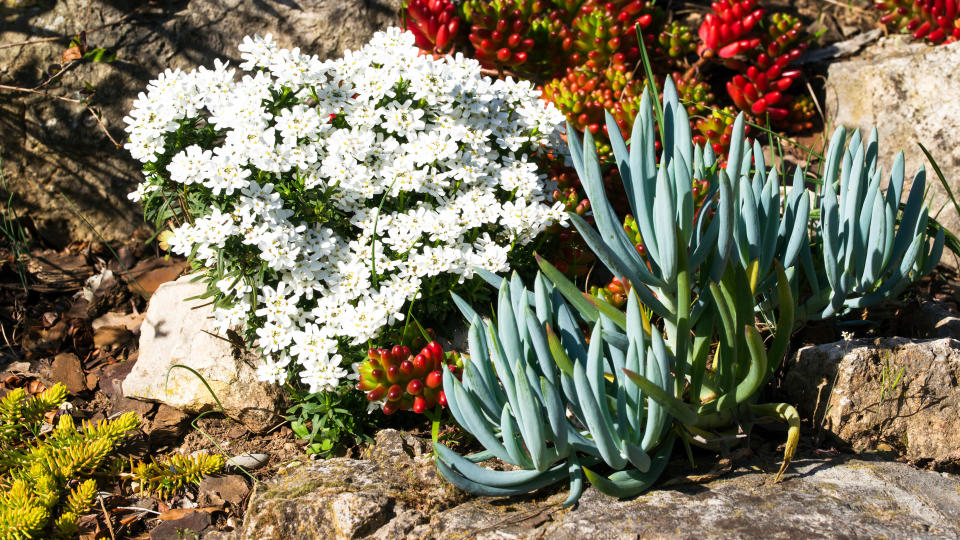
[62, 45, 83, 63]
[26, 379, 45, 395]
[156, 506, 222, 521]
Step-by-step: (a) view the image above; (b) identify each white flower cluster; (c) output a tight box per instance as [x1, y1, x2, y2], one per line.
[125, 28, 567, 394]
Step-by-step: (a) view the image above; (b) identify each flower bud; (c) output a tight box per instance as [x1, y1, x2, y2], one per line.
[382, 400, 401, 415]
[386, 364, 401, 383]
[413, 354, 430, 376]
[426, 370, 443, 389]
[412, 396, 427, 414]
[366, 385, 387, 401]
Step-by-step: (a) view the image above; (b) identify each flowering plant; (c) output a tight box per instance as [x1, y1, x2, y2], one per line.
[124, 28, 567, 394]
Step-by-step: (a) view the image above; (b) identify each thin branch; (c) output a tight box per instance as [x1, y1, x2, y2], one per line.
[0, 8, 144, 50]
[83, 103, 122, 149]
[98, 494, 117, 540]
[0, 36, 62, 50]
[114, 506, 161, 516]
[0, 84, 122, 148]
[681, 51, 712, 82]
[33, 60, 80, 91]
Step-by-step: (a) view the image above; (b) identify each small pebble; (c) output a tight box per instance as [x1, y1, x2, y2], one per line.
[228, 453, 269, 471]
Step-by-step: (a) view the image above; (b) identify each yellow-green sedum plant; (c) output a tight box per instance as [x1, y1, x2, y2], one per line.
[0, 384, 136, 538]
[435, 76, 943, 504]
[0, 384, 224, 539]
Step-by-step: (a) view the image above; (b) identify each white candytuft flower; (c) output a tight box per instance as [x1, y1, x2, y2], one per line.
[125, 28, 567, 393]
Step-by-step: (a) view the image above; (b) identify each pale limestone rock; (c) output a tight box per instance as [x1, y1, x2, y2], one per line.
[122, 275, 280, 432]
[783, 337, 960, 466]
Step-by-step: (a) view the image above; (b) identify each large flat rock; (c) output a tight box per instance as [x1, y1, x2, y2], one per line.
[222, 430, 960, 539]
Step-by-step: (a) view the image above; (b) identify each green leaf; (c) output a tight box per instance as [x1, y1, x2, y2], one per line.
[513, 360, 549, 471]
[435, 454, 567, 497]
[735, 325, 768, 404]
[621, 368, 698, 426]
[433, 442, 548, 487]
[573, 359, 626, 469]
[582, 434, 674, 498]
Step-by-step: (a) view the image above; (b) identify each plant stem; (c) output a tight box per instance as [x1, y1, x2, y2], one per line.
[674, 232, 692, 393]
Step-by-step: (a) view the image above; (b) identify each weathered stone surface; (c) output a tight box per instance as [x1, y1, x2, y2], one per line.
[225, 430, 960, 540]
[151, 510, 214, 540]
[782, 337, 960, 466]
[826, 38, 960, 257]
[122, 275, 281, 432]
[235, 430, 464, 539]
[0, 0, 401, 246]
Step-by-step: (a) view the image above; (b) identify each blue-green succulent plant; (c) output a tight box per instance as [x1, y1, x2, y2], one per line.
[437, 271, 680, 505]
[434, 75, 943, 505]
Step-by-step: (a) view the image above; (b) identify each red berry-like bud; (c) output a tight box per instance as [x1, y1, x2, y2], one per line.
[379, 349, 394, 369]
[367, 385, 387, 401]
[407, 378, 424, 396]
[412, 396, 427, 414]
[426, 370, 443, 388]
[387, 384, 403, 401]
[496, 47, 512, 62]
[438, 390, 448, 407]
[413, 354, 430, 376]
[387, 364, 401, 383]
[427, 341, 443, 362]
[400, 360, 414, 376]
[382, 400, 401, 415]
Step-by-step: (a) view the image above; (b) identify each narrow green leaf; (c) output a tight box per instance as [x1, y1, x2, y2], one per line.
[622, 368, 698, 426]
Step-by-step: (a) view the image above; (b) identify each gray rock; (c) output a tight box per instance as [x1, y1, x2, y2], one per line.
[826, 37, 960, 265]
[236, 430, 464, 539]
[782, 337, 960, 466]
[227, 429, 960, 539]
[0, 0, 401, 246]
[151, 510, 214, 540]
[228, 453, 269, 472]
[416, 458, 960, 539]
[121, 275, 281, 432]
